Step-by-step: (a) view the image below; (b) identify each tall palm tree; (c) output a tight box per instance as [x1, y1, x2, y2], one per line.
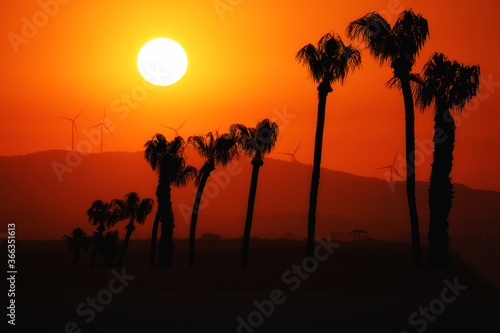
[415, 53, 480, 266]
[230, 119, 279, 267]
[62, 227, 89, 267]
[111, 192, 154, 267]
[87, 200, 113, 267]
[187, 131, 238, 266]
[296, 31, 361, 260]
[145, 135, 197, 267]
[346, 10, 429, 266]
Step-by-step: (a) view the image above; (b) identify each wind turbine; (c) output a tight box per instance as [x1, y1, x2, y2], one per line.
[58, 109, 83, 151]
[162, 119, 187, 137]
[89, 108, 113, 154]
[376, 150, 403, 182]
[277, 140, 302, 163]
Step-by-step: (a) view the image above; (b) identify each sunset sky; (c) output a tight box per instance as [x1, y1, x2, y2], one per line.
[1, 0, 499, 191]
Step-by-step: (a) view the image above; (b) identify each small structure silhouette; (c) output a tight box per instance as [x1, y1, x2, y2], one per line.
[350, 229, 368, 241]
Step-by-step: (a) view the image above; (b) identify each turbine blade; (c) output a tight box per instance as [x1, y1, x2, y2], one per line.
[178, 119, 188, 130]
[74, 108, 83, 120]
[58, 116, 72, 121]
[375, 166, 391, 170]
[277, 152, 292, 156]
[89, 123, 101, 129]
[162, 126, 176, 131]
[294, 140, 302, 154]
[392, 150, 398, 166]
[103, 124, 113, 135]
[392, 167, 403, 179]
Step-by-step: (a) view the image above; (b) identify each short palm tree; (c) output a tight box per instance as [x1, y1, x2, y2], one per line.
[111, 192, 154, 267]
[187, 131, 238, 266]
[87, 200, 114, 267]
[346, 10, 429, 266]
[296, 31, 361, 260]
[62, 227, 89, 267]
[415, 53, 480, 266]
[101, 230, 121, 267]
[230, 119, 279, 267]
[145, 135, 197, 267]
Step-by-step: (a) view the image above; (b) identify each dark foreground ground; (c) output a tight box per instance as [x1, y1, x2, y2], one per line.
[3, 238, 500, 333]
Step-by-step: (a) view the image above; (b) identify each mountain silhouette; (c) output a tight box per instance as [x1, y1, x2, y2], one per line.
[1, 150, 498, 241]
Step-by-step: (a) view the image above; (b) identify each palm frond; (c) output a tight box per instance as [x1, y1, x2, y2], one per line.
[144, 133, 168, 172]
[62, 227, 89, 252]
[86, 200, 110, 229]
[393, 10, 429, 64]
[230, 123, 256, 156]
[62, 234, 73, 250]
[188, 135, 209, 159]
[172, 165, 197, 187]
[415, 52, 481, 113]
[296, 44, 323, 82]
[254, 118, 280, 155]
[449, 62, 480, 112]
[346, 12, 394, 65]
[385, 75, 401, 89]
[136, 198, 154, 224]
[298, 31, 362, 86]
[214, 133, 239, 166]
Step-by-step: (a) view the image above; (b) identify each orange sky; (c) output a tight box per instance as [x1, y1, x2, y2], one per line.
[1, 0, 499, 192]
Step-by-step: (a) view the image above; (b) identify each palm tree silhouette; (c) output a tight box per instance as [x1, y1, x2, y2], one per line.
[296, 31, 361, 261]
[187, 131, 238, 266]
[87, 200, 114, 267]
[347, 10, 429, 266]
[230, 119, 279, 267]
[415, 53, 480, 267]
[62, 227, 89, 267]
[111, 192, 154, 267]
[145, 135, 197, 267]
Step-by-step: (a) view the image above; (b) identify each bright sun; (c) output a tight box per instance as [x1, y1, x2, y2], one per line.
[137, 38, 188, 86]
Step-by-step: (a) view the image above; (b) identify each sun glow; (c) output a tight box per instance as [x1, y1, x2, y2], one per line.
[137, 38, 188, 86]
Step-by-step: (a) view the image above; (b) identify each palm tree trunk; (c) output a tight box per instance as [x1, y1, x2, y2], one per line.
[73, 248, 80, 267]
[189, 172, 211, 267]
[306, 82, 330, 259]
[118, 220, 135, 267]
[90, 230, 103, 267]
[400, 76, 423, 267]
[150, 180, 165, 267]
[149, 209, 161, 267]
[428, 106, 454, 266]
[241, 156, 263, 267]
[158, 186, 175, 267]
[90, 245, 97, 267]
